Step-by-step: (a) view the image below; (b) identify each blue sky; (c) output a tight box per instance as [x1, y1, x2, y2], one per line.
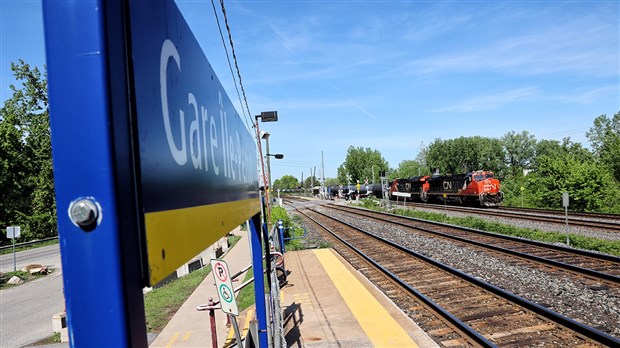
[1, 1, 618, 182]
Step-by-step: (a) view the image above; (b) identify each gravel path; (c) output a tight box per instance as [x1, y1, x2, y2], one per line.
[312, 205, 620, 338]
[400, 204, 620, 241]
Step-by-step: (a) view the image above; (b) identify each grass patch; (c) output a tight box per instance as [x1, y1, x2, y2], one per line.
[394, 208, 620, 257]
[144, 235, 242, 332]
[144, 265, 213, 332]
[25, 332, 61, 346]
[0, 238, 59, 256]
[0, 269, 54, 289]
[284, 216, 307, 251]
[236, 266, 270, 312]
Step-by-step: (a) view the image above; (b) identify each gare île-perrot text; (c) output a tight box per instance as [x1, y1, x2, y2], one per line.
[160, 39, 254, 185]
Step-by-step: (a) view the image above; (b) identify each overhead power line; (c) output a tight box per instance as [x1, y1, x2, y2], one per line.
[210, 0, 252, 131]
[210, 0, 269, 192]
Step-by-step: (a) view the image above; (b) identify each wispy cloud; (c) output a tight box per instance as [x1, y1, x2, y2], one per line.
[402, 13, 474, 42]
[553, 85, 619, 105]
[403, 20, 618, 77]
[428, 87, 539, 113]
[348, 98, 376, 119]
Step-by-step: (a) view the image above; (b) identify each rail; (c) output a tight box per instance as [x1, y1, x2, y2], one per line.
[328, 204, 620, 284]
[307, 208, 620, 347]
[0, 236, 59, 252]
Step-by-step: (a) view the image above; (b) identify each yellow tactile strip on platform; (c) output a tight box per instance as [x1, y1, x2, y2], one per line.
[313, 249, 419, 348]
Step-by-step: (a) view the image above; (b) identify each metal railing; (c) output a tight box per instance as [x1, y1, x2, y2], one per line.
[0, 236, 59, 252]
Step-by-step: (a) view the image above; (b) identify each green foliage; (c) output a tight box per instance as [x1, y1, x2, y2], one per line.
[525, 139, 620, 212]
[273, 174, 299, 190]
[0, 268, 54, 289]
[324, 177, 339, 187]
[394, 209, 620, 256]
[0, 60, 56, 243]
[144, 265, 212, 332]
[271, 206, 291, 227]
[587, 112, 620, 182]
[426, 136, 505, 175]
[390, 160, 429, 180]
[502, 130, 536, 178]
[498, 175, 530, 207]
[236, 267, 269, 312]
[36, 332, 62, 345]
[271, 206, 305, 250]
[359, 198, 382, 210]
[337, 146, 388, 184]
[304, 175, 319, 188]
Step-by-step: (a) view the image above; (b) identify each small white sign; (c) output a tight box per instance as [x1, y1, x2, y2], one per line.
[210, 259, 239, 316]
[392, 192, 411, 198]
[562, 192, 569, 208]
[6, 226, 20, 239]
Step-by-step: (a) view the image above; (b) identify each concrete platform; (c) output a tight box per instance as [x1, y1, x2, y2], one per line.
[151, 231, 437, 348]
[281, 249, 438, 348]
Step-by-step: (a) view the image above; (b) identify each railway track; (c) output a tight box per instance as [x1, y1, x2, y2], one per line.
[401, 202, 620, 233]
[325, 204, 620, 285]
[498, 206, 620, 221]
[297, 207, 619, 347]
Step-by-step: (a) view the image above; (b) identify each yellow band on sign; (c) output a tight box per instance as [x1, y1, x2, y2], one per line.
[145, 198, 260, 285]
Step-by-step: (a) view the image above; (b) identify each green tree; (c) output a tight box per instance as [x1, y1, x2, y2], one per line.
[526, 155, 619, 212]
[586, 112, 620, 182]
[427, 136, 505, 175]
[304, 176, 319, 188]
[390, 160, 429, 179]
[0, 60, 56, 241]
[337, 146, 388, 184]
[273, 175, 299, 190]
[502, 130, 536, 178]
[523, 137, 619, 212]
[324, 178, 339, 187]
[532, 138, 593, 171]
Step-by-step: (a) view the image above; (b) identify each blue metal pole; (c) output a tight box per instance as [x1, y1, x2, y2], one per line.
[249, 214, 268, 348]
[278, 219, 285, 253]
[42, 1, 147, 346]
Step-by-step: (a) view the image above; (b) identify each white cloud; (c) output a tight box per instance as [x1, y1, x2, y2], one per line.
[428, 87, 539, 113]
[564, 86, 619, 105]
[402, 20, 618, 77]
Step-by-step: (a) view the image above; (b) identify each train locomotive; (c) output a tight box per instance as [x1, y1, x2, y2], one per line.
[389, 170, 503, 207]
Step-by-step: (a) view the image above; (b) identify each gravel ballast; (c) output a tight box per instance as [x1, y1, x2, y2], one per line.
[313, 205, 620, 338]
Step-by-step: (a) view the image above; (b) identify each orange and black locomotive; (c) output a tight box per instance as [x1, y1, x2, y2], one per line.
[389, 170, 503, 207]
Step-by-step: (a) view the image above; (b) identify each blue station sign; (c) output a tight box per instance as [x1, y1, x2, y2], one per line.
[129, 1, 259, 284]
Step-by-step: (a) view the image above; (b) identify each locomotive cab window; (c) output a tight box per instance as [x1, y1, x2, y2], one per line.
[473, 174, 485, 181]
[485, 173, 494, 178]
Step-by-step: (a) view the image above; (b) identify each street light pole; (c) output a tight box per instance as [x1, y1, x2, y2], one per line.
[262, 132, 272, 190]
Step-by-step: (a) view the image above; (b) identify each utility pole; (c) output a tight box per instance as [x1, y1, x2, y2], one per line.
[321, 151, 325, 198]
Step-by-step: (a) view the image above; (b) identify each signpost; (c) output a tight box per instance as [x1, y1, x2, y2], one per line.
[563, 192, 570, 246]
[210, 259, 239, 315]
[210, 259, 243, 347]
[6, 226, 20, 272]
